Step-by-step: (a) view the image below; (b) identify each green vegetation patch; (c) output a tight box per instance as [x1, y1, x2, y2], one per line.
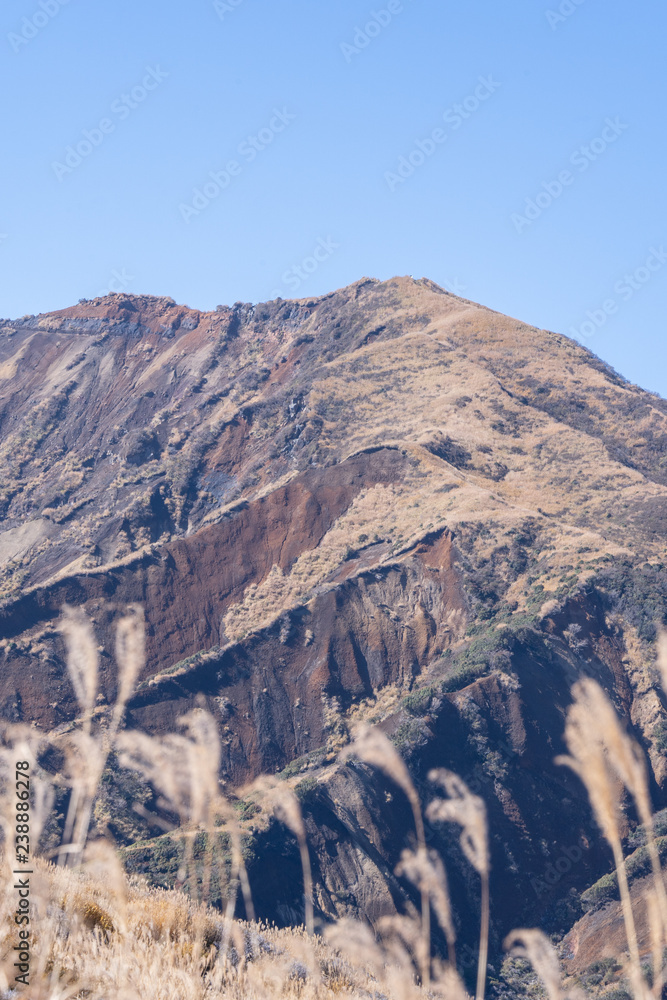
[588, 561, 667, 641]
[401, 685, 437, 716]
[121, 827, 241, 907]
[295, 776, 319, 804]
[279, 746, 328, 779]
[581, 836, 667, 911]
[440, 610, 543, 694]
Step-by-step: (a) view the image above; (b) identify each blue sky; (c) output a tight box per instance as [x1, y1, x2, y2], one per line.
[1, 0, 665, 394]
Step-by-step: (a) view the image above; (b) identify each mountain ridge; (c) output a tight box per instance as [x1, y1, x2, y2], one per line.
[2, 275, 667, 973]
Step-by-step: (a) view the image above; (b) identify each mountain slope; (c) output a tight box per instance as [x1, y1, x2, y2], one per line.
[2, 276, 667, 968]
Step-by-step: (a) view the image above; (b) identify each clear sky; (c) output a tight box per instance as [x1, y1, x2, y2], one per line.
[1, 0, 665, 394]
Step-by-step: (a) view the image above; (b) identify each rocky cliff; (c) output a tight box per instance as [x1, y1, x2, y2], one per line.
[2, 276, 667, 977]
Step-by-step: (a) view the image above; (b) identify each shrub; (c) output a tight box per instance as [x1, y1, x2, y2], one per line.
[295, 777, 318, 803]
[589, 562, 667, 641]
[402, 686, 435, 716]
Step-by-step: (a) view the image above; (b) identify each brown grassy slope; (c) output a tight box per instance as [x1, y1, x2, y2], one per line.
[0, 856, 391, 1000]
[3, 281, 667, 981]
[1, 276, 666, 766]
[0, 276, 665, 607]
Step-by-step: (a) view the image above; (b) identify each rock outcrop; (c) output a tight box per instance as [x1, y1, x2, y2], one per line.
[2, 276, 667, 973]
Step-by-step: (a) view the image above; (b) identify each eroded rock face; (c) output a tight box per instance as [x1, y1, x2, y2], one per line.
[126, 527, 466, 783]
[0, 457, 468, 781]
[2, 277, 667, 966]
[242, 591, 641, 957]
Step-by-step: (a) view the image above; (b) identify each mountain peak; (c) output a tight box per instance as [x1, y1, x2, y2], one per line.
[2, 275, 667, 957]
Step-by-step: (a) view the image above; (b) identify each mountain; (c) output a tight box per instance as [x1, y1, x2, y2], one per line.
[2, 276, 667, 978]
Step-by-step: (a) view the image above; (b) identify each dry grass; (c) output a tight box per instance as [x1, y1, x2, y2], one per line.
[4, 275, 666, 616]
[0, 856, 392, 1000]
[2, 611, 667, 999]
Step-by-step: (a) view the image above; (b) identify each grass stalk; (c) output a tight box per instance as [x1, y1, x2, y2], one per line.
[476, 870, 490, 1000]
